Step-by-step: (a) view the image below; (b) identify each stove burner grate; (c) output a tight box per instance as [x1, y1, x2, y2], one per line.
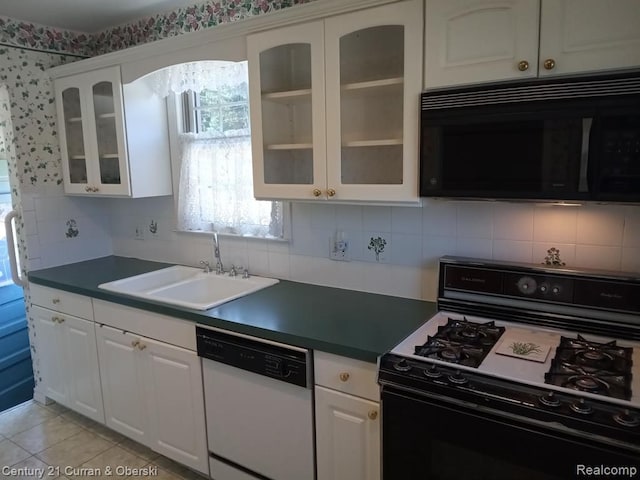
[414, 318, 505, 368]
[545, 335, 633, 400]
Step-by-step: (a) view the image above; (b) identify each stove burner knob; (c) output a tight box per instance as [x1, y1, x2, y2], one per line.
[552, 285, 561, 295]
[570, 398, 593, 415]
[517, 276, 537, 295]
[539, 391, 561, 407]
[393, 358, 412, 372]
[423, 365, 442, 378]
[448, 370, 468, 385]
[613, 409, 640, 428]
[539, 283, 549, 294]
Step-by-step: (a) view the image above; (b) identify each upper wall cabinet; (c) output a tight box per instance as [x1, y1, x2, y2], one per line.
[248, 0, 423, 203]
[424, 0, 640, 89]
[54, 66, 172, 197]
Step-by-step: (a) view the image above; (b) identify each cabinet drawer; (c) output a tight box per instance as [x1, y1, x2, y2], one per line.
[30, 284, 94, 320]
[93, 300, 196, 351]
[314, 351, 379, 401]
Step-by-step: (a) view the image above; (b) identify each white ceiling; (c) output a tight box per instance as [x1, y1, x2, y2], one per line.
[0, 0, 202, 33]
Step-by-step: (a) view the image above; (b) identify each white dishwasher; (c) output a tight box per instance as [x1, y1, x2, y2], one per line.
[196, 325, 315, 480]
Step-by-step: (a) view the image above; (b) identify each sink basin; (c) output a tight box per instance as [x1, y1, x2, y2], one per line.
[98, 265, 279, 310]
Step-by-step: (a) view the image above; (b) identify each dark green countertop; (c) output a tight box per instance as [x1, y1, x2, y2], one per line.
[28, 256, 436, 362]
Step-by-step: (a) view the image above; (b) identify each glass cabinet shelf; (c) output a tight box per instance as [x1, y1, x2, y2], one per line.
[341, 77, 403, 91]
[262, 89, 312, 101]
[343, 139, 403, 147]
[266, 143, 314, 150]
[97, 113, 116, 119]
[67, 117, 83, 123]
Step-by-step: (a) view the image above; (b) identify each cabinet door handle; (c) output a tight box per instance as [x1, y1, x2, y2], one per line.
[368, 410, 378, 420]
[52, 298, 61, 304]
[339, 372, 350, 382]
[543, 58, 556, 70]
[312, 188, 322, 197]
[327, 188, 336, 197]
[517, 60, 529, 71]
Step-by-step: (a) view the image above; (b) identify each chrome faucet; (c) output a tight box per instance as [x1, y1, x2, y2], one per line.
[212, 233, 224, 274]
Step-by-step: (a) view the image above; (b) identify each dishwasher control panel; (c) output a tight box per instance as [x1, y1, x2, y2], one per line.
[196, 326, 309, 388]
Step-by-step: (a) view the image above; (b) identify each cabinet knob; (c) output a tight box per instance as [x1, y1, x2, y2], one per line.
[327, 189, 336, 197]
[543, 58, 556, 70]
[138, 342, 147, 351]
[517, 60, 529, 71]
[58, 317, 65, 324]
[131, 340, 140, 348]
[312, 188, 322, 197]
[51, 316, 60, 324]
[52, 298, 61, 304]
[368, 410, 378, 420]
[92, 187, 100, 193]
[339, 372, 350, 382]
[85, 186, 92, 192]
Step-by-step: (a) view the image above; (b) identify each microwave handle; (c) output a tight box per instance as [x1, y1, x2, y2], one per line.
[578, 118, 593, 193]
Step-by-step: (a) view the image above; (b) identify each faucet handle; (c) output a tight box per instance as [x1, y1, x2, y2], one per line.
[199, 260, 212, 273]
[229, 265, 240, 277]
[242, 268, 250, 279]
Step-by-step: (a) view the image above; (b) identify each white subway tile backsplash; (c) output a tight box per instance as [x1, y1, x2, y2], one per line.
[23, 210, 37, 236]
[26, 234, 40, 259]
[533, 206, 578, 243]
[422, 200, 457, 237]
[391, 207, 422, 235]
[422, 235, 457, 268]
[493, 203, 534, 241]
[390, 233, 422, 266]
[492, 240, 533, 263]
[335, 205, 363, 231]
[576, 207, 624, 246]
[363, 231, 390, 263]
[456, 237, 493, 259]
[388, 265, 423, 300]
[363, 206, 392, 232]
[575, 245, 622, 271]
[360, 262, 392, 296]
[34, 196, 63, 222]
[268, 251, 291, 280]
[456, 203, 493, 238]
[331, 261, 364, 291]
[309, 203, 336, 231]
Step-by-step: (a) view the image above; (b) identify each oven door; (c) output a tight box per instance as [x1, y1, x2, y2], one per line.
[382, 386, 640, 480]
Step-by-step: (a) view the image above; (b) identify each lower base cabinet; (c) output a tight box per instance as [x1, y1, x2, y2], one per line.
[96, 324, 208, 475]
[32, 305, 104, 423]
[314, 351, 380, 480]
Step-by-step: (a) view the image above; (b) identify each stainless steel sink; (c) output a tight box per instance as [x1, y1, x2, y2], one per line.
[98, 265, 279, 310]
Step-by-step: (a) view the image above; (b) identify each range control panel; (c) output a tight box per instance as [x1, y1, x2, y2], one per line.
[441, 260, 640, 313]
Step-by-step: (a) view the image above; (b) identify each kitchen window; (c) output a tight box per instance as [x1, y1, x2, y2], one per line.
[151, 61, 285, 239]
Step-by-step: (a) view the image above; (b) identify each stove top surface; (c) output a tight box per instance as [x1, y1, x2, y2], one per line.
[391, 311, 640, 409]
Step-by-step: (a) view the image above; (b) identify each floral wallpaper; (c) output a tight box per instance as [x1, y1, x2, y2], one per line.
[0, 0, 313, 401]
[1, 0, 313, 57]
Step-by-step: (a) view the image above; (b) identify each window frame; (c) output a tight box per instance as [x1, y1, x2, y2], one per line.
[167, 87, 290, 242]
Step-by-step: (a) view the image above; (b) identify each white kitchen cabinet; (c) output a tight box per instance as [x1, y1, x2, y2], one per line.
[314, 351, 380, 480]
[424, 0, 640, 89]
[31, 304, 104, 424]
[54, 65, 172, 197]
[249, 0, 422, 203]
[94, 304, 208, 475]
[95, 325, 149, 444]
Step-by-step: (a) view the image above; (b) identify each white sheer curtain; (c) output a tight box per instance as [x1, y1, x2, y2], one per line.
[147, 61, 248, 97]
[177, 133, 283, 237]
[147, 62, 284, 238]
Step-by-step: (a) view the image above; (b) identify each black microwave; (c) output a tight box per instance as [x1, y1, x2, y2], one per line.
[420, 73, 640, 202]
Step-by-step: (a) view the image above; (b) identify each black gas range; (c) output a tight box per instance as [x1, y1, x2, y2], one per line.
[378, 256, 640, 480]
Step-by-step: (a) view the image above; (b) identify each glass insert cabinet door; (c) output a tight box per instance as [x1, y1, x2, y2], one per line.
[55, 66, 131, 196]
[325, 0, 422, 202]
[248, 21, 327, 200]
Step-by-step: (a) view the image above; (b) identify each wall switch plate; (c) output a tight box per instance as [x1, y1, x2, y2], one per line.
[134, 225, 145, 240]
[330, 238, 349, 261]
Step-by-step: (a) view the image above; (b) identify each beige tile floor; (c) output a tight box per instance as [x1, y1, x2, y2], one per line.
[0, 400, 207, 480]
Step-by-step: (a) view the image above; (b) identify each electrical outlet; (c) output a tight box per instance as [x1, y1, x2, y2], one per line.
[134, 225, 145, 240]
[330, 238, 349, 261]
